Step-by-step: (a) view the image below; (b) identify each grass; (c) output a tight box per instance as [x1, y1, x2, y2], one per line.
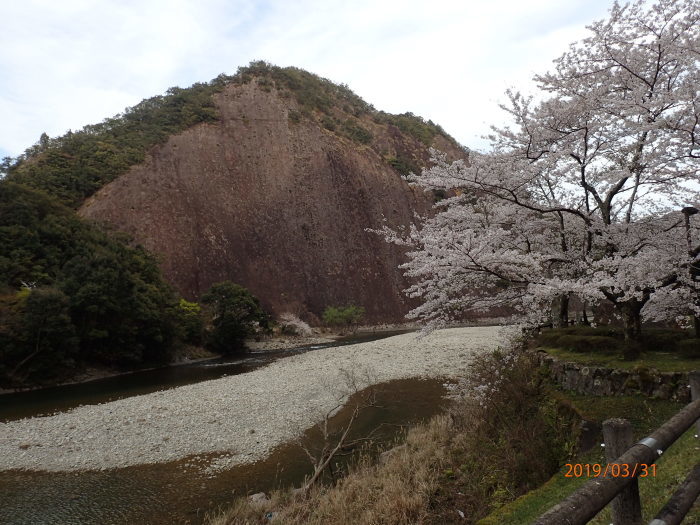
[542, 346, 700, 373]
[477, 394, 699, 525]
[535, 325, 699, 372]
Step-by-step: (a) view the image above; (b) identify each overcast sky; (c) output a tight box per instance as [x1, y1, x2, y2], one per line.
[0, 0, 615, 160]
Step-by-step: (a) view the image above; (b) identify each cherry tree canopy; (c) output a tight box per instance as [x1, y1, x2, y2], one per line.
[378, 0, 700, 348]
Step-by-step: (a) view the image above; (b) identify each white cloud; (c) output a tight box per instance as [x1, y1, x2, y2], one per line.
[0, 0, 613, 158]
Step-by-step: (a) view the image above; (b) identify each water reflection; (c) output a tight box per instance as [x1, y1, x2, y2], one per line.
[0, 378, 447, 525]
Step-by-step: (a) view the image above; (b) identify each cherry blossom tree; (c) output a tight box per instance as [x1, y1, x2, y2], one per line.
[641, 206, 700, 334]
[377, 0, 700, 357]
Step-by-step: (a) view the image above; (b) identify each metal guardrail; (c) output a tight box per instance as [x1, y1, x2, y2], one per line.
[533, 371, 700, 525]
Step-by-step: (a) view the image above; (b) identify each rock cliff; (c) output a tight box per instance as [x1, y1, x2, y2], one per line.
[79, 72, 465, 323]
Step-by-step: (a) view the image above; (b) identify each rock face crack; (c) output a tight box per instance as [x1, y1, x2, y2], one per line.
[0, 327, 510, 473]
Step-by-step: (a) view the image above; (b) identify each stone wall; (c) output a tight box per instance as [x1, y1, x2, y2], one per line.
[538, 352, 692, 403]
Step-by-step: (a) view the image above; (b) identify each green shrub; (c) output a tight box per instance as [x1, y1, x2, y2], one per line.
[555, 335, 620, 353]
[201, 281, 270, 355]
[256, 77, 273, 92]
[175, 298, 203, 345]
[321, 115, 337, 131]
[322, 305, 365, 328]
[386, 156, 417, 176]
[433, 189, 447, 202]
[450, 350, 580, 519]
[677, 338, 700, 359]
[340, 119, 373, 144]
[288, 109, 301, 124]
[376, 112, 445, 146]
[640, 328, 690, 353]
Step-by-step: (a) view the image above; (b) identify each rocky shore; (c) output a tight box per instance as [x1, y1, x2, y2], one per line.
[0, 326, 510, 473]
[246, 334, 339, 352]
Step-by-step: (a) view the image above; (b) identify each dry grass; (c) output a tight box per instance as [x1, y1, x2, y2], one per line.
[424, 351, 580, 523]
[207, 349, 580, 525]
[207, 415, 453, 525]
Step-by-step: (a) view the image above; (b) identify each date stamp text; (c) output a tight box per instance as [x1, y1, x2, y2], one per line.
[564, 463, 657, 478]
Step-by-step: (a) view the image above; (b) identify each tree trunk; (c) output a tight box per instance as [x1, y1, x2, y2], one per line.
[580, 301, 590, 326]
[553, 295, 569, 328]
[10, 329, 44, 380]
[620, 303, 642, 360]
[694, 314, 700, 339]
[303, 405, 359, 494]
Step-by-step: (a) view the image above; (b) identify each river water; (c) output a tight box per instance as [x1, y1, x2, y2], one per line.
[0, 332, 450, 525]
[0, 331, 411, 422]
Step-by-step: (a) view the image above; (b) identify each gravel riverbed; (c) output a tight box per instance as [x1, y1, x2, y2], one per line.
[0, 326, 511, 473]
[246, 335, 338, 352]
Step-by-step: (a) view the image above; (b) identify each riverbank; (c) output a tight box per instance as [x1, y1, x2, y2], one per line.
[206, 345, 577, 525]
[208, 343, 698, 525]
[246, 334, 339, 352]
[0, 326, 511, 473]
[0, 333, 342, 395]
[0, 353, 222, 396]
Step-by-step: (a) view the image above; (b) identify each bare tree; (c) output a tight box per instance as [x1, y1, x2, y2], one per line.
[298, 365, 381, 494]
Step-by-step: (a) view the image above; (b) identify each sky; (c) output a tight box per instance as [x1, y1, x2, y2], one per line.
[0, 0, 615, 160]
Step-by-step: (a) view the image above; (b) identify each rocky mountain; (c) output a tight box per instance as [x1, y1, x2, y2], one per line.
[76, 64, 466, 323]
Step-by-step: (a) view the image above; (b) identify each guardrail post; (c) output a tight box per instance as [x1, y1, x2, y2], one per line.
[534, 400, 700, 524]
[691, 371, 700, 436]
[603, 418, 642, 525]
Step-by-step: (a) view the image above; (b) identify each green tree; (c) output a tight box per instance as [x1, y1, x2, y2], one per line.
[175, 298, 203, 345]
[322, 305, 365, 329]
[0, 287, 78, 387]
[201, 281, 270, 354]
[60, 245, 177, 367]
[0, 181, 179, 372]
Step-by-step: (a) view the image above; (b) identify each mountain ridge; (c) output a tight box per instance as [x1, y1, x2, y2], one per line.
[2, 62, 467, 324]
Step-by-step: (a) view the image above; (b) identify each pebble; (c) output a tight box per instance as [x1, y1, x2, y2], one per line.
[0, 327, 510, 473]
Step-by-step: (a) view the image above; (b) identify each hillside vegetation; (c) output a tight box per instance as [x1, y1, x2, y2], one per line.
[0, 182, 178, 386]
[2, 61, 454, 209]
[3, 82, 222, 208]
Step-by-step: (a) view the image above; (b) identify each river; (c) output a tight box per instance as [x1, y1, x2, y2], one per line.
[0, 331, 408, 422]
[0, 332, 450, 525]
